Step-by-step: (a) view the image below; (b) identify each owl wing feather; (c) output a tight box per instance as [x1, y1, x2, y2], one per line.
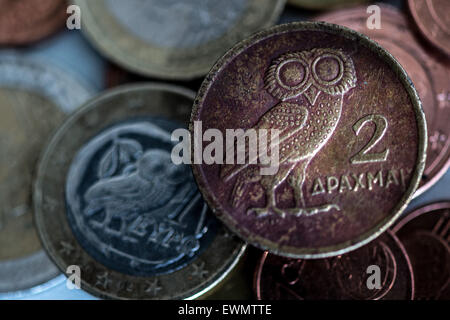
[85, 173, 143, 202]
[221, 102, 308, 181]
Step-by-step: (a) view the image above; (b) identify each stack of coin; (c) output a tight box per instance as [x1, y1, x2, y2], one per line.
[254, 202, 449, 300]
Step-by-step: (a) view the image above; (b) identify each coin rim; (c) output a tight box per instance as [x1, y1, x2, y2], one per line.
[33, 82, 247, 299]
[190, 21, 427, 259]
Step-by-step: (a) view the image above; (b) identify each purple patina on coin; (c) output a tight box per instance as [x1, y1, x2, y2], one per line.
[190, 22, 426, 258]
[315, 4, 450, 197]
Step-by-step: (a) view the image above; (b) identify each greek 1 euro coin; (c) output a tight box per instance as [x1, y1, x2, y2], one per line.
[315, 4, 450, 197]
[392, 202, 450, 300]
[190, 22, 427, 259]
[34, 83, 246, 300]
[254, 230, 414, 300]
[73, 0, 285, 80]
[0, 54, 93, 296]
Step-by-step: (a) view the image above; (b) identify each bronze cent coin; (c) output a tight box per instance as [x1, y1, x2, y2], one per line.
[0, 0, 67, 45]
[0, 54, 93, 296]
[34, 83, 246, 299]
[190, 22, 426, 259]
[74, 0, 285, 80]
[315, 5, 450, 197]
[254, 231, 414, 300]
[392, 202, 450, 300]
[408, 0, 450, 57]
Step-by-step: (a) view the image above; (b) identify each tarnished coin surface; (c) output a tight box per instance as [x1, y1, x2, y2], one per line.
[0, 0, 66, 45]
[315, 5, 450, 197]
[190, 22, 426, 258]
[34, 83, 246, 299]
[0, 54, 92, 296]
[392, 202, 450, 300]
[73, 0, 285, 80]
[408, 0, 450, 57]
[254, 231, 414, 300]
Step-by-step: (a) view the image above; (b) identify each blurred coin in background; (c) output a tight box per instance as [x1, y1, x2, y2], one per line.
[408, 0, 450, 57]
[73, 0, 286, 80]
[315, 5, 450, 197]
[288, 0, 369, 10]
[254, 231, 414, 300]
[0, 0, 67, 45]
[17, 30, 106, 93]
[34, 83, 246, 299]
[0, 54, 93, 297]
[392, 202, 450, 300]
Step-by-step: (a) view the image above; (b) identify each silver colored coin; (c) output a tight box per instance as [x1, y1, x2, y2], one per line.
[74, 0, 286, 79]
[34, 83, 246, 299]
[0, 54, 93, 297]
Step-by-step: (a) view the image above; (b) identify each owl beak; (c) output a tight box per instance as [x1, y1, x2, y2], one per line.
[304, 85, 320, 106]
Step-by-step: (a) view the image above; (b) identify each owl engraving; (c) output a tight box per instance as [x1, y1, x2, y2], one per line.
[83, 144, 193, 236]
[221, 48, 357, 218]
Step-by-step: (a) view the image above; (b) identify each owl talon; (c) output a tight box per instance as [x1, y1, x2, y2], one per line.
[284, 204, 340, 217]
[249, 204, 340, 218]
[248, 206, 286, 218]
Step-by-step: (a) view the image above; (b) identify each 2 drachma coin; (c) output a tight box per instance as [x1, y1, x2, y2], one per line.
[190, 22, 427, 259]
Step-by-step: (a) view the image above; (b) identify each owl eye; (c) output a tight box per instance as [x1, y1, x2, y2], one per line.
[276, 58, 309, 91]
[312, 53, 344, 86]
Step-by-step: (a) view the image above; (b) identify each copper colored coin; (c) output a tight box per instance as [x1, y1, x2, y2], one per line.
[392, 202, 450, 300]
[408, 0, 450, 57]
[190, 22, 426, 258]
[0, 0, 67, 45]
[315, 5, 450, 197]
[254, 231, 414, 300]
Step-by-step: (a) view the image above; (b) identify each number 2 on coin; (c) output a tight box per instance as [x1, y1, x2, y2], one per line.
[350, 114, 389, 164]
